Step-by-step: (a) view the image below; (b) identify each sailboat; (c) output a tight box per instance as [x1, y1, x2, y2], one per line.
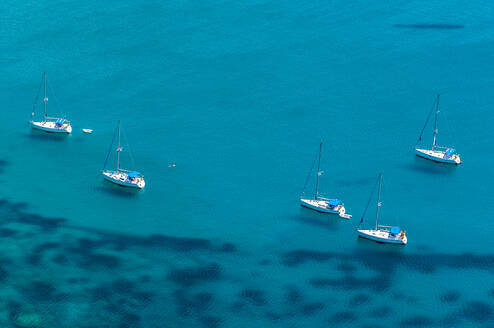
[102, 121, 145, 189]
[30, 73, 72, 134]
[300, 141, 351, 219]
[357, 173, 407, 245]
[414, 94, 461, 164]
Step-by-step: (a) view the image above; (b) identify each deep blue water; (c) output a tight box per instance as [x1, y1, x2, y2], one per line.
[0, 0, 494, 327]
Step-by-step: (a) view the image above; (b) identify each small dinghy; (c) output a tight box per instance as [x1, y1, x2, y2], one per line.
[414, 94, 461, 165]
[102, 121, 145, 189]
[300, 141, 351, 219]
[357, 173, 407, 245]
[82, 128, 93, 134]
[30, 73, 72, 134]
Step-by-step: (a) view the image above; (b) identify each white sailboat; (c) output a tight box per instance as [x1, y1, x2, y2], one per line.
[30, 73, 72, 134]
[414, 94, 461, 164]
[300, 141, 351, 219]
[357, 173, 407, 245]
[102, 121, 145, 189]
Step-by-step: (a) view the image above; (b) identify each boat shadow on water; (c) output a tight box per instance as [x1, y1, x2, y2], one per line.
[356, 235, 408, 248]
[0, 159, 9, 175]
[294, 208, 340, 231]
[93, 183, 142, 198]
[24, 130, 70, 142]
[397, 157, 458, 176]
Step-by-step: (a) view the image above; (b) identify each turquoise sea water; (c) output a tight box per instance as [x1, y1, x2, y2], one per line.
[1, 0, 494, 327]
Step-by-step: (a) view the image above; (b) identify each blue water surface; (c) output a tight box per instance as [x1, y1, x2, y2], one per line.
[0, 0, 493, 327]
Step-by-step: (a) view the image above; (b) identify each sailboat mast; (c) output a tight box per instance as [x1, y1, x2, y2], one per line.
[375, 173, 383, 230]
[432, 94, 440, 148]
[116, 120, 121, 171]
[314, 141, 322, 200]
[43, 72, 47, 121]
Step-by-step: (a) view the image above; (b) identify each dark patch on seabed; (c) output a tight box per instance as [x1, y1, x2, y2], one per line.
[238, 288, 268, 306]
[368, 305, 392, 318]
[173, 289, 214, 316]
[348, 293, 371, 306]
[284, 285, 303, 304]
[0, 197, 238, 327]
[329, 310, 356, 323]
[300, 302, 324, 315]
[311, 275, 391, 291]
[1, 195, 494, 327]
[393, 23, 464, 29]
[400, 314, 435, 326]
[461, 301, 493, 322]
[167, 263, 222, 287]
[0, 159, 9, 175]
[281, 249, 494, 273]
[392, 291, 417, 304]
[200, 315, 223, 328]
[440, 290, 460, 303]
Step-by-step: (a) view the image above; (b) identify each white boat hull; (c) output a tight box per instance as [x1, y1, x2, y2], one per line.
[300, 198, 351, 219]
[102, 170, 145, 189]
[415, 148, 461, 165]
[357, 229, 407, 245]
[31, 121, 72, 134]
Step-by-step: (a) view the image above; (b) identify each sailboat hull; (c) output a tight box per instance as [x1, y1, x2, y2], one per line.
[300, 198, 350, 218]
[30, 121, 72, 134]
[102, 171, 145, 189]
[357, 229, 407, 245]
[415, 148, 461, 164]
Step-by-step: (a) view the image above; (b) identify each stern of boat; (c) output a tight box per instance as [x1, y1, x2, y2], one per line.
[338, 206, 352, 219]
[401, 234, 408, 245]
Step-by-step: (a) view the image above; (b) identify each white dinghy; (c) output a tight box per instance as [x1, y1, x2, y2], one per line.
[30, 73, 72, 134]
[102, 121, 145, 189]
[300, 141, 351, 219]
[357, 173, 407, 245]
[414, 94, 461, 165]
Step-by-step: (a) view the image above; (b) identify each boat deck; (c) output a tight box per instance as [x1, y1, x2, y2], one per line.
[300, 198, 351, 218]
[358, 229, 407, 244]
[102, 170, 145, 189]
[31, 120, 72, 133]
[415, 148, 461, 164]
